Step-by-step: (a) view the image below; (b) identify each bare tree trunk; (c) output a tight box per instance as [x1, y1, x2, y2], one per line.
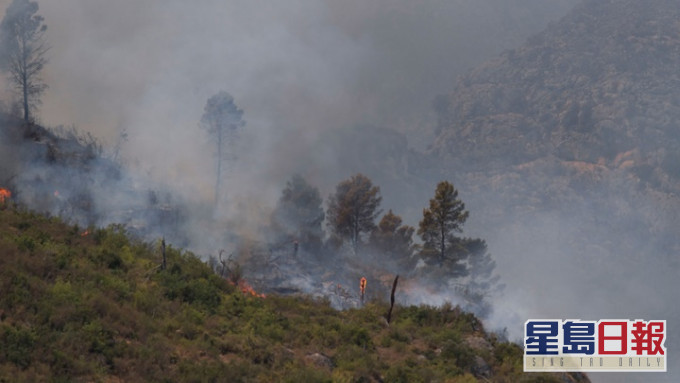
[218, 250, 227, 278]
[23, 73, 29, 123]
[440, 227, 446, 265]
[353, 218, 359, 256]
[22, 39, 29, 124]
[161, 238, 167, 271]
[215, 126, 222, 207]
[387, 275, 399, 324]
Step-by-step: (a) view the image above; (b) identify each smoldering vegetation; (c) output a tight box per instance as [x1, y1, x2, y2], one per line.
[0, 114, 499, 321]
[0, 119, 178, 237]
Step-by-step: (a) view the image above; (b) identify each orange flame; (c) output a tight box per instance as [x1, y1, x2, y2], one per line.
[80, 230, 90, 237]
[229, 279, 266, 298]
[360, 277, 367, 295]
[0, 188, 11, 204]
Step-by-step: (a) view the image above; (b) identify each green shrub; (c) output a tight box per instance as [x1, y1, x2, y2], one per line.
[95, 248, 125, 270]
[384, 364, 427, 383]
[281, 363, 332, 383]
[333, 344, 378, 375]
[181, 278, 222, 310]
[98, 274, 132, 301]
[2, 273, 32, 309]
[388, 326, 411, 343]
[0, 324, 36, 368]
[83, 320, 119, 365]
[15, 235, 36, 252]
[339, 324, 372, 349]
[13, 220, 32, 231]
[94, 224, 129, 250]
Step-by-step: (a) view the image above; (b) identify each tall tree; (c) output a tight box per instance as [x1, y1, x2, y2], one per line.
[418, 181, 501, 317]
[200, 91, 244, 206]
[369, 210, 416, 271]
[327, 173, 382, 256]
[417, 181, 469, 272]
[0, 0, 48, 124]
[271, 174, 325, 252]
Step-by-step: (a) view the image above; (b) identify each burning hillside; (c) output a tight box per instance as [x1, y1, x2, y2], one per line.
[0, 206, 589, 382]
[0, 118, 187, 243]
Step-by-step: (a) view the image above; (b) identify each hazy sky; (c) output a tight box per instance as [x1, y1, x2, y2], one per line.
[1, 0, 578, 201]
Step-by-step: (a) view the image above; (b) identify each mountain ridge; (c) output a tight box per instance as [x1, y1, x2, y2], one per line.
[432, 0, 680, 175]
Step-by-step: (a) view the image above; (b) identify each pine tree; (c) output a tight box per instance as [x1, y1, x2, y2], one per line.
[417, 181, 502, 317]
[417, 181, 469, 272]
[200, 91, 244, 207]
[326, 173, 382, 256]
[0, 0, 49, 124]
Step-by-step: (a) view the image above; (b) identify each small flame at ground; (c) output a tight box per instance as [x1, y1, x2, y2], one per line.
[80, 230, 90, 237]
[0, 188, 11, 204]
[230, 279, 266, 298]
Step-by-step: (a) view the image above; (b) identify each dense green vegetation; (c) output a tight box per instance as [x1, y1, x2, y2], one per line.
[0, 205, 587, 382]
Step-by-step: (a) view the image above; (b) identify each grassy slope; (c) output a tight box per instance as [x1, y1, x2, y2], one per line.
[0, 205, 587, 383]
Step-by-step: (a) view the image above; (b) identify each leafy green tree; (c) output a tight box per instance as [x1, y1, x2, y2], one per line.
[326, 173, 382, 256]
[417, 181, 470, 273]
[0, 0, 49, 124]
[200, 91, 244, 207]
[369, 210, 416, 271]
[271, 174, 325, 252]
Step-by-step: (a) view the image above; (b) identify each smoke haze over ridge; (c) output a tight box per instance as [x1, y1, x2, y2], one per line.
[1, 0, 578, 198]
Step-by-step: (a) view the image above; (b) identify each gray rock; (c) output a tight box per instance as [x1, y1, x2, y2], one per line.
[305, 352, 333, 370]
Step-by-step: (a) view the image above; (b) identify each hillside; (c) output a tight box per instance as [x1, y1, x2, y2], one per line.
[0, 205, 590, 382]
[432, 0, 680, 172]
[0, 115, 186, 246]
[430, 0, 680, 222]
[428, 0, 680, 286]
